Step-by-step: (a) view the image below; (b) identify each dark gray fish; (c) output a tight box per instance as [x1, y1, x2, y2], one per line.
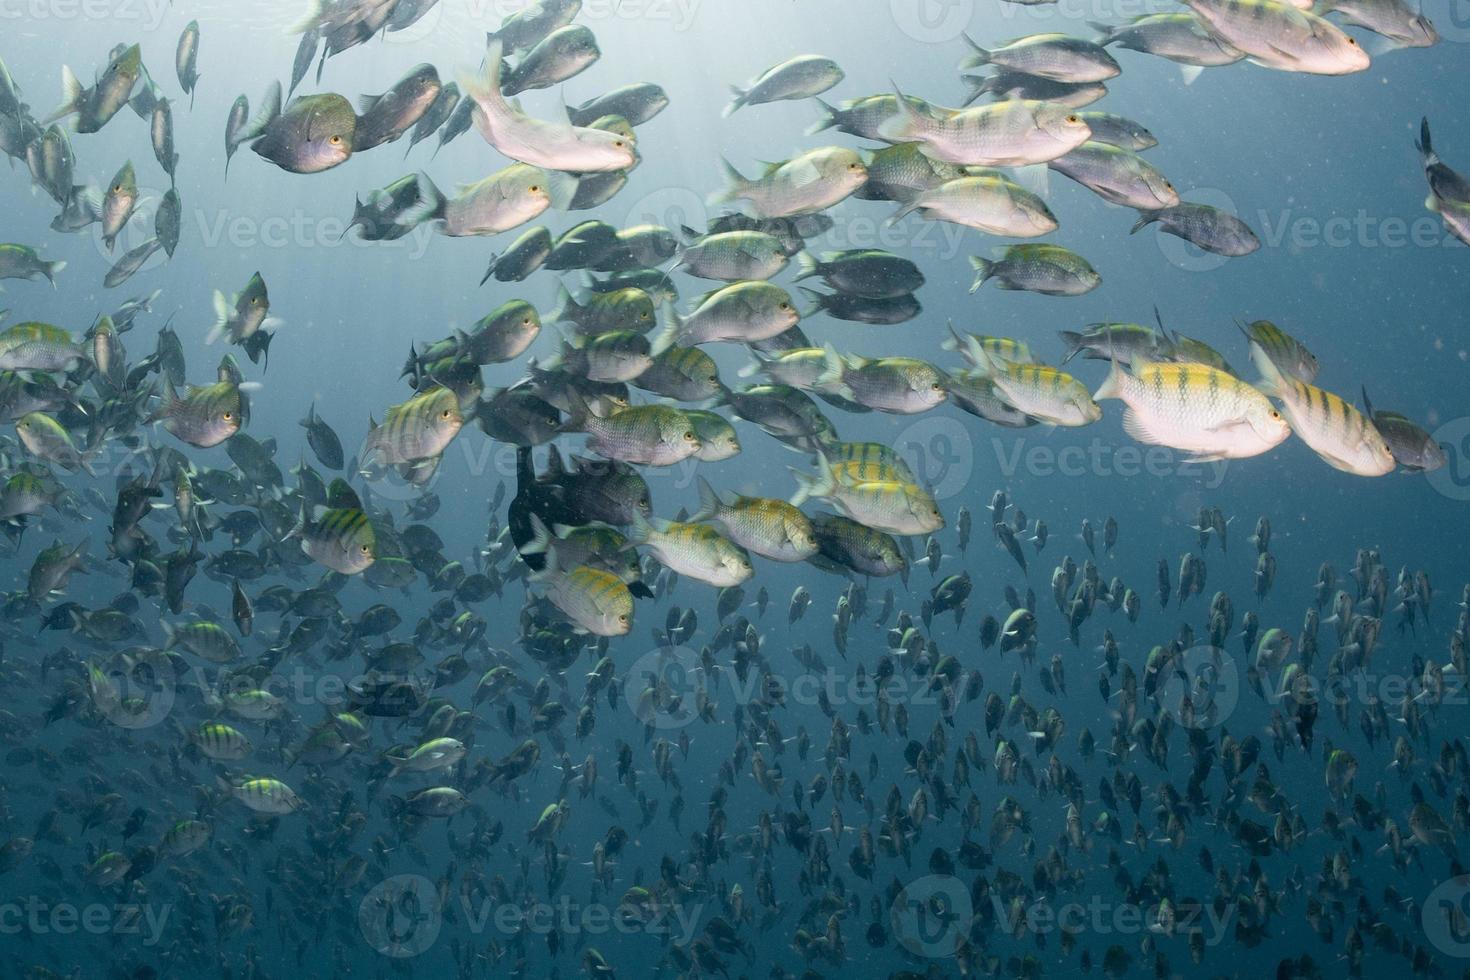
[155, 188, 181, 258]
[502, 25, 600, 97]
[1362, 388, 1446, 472]
[354, 64, 441, 151]
[406, 82, 459, 155]
[481, 226, 553, 285]
[434, 94, 475, 156]
[290, 27, 320, 99]
[567, 83, 669, 128]
[103, 237, 163, 289]
[1132, 201, 1260, 256]
[300, 402, 345, 470]
[223, 94, 251, 177]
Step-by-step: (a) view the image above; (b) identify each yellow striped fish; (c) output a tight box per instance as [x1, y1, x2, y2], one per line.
[1249, 341, 1393, 475]
[963, 340, 1100, 427]
[1094, 356, 1289, 461]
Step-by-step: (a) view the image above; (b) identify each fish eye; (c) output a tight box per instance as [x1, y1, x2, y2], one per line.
[330, 135, 343, 145]
[684, 431, 696, 440]
[441, 409, 452, 420]
[221, 411, 234, 421]
[1271, 410, 1281, 420]
[360, 544, 371, 554]
[1347, 37, 1358, 44]
[778, 302, 790, 309]
[529, 184, 540, 192]
[618, 613, 629, 623]
[1066, 114, 1080, 123]
[931, 383, 942, 391]
[111, 184, 122, 193]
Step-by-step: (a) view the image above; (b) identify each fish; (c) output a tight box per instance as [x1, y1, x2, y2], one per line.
[960, 32, 1122, 82]
[501, 25, 600, 97]
[969, 244, 1101, 296]
[1131, 202, 1261, 256]
[1184, 0, 1370, 75]
[463, 38, 635, 174]
[47, 44, 142, 133]
[724, 55, 844, 116]
[711, 148, 868, 218]
[354, 63, 441, 151]
[878, 89, 1093, 166]
[0, 245, 65, 288]
[1249, 340, 1395, 475]
[250, 91, 357, 174]
[175, 21, 201, 106]
[1094, 353, 1290, 461]
[1361, 388, 1445, 472]
[1415, 118, 1470, 246]
[287, 480, 377, 574]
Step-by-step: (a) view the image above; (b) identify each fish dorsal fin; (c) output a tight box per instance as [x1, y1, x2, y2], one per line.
[326, 478, 362, 511]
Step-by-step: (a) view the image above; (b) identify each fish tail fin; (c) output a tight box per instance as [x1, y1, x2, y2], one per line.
[1248, 339, 1285, 397]
[245, 81, 282, 140]
[626, 511, 654, 547]
[886, 186, 923, 225]
[722, 85, 748, 119]
[814, 343, 845, 391]
[41, 260, 66, 288]
[1416, 116, 1437, 164]
[958, 33, 992, 70]
[967, 256, 994, 293]
[805, 98, 839, 135]
[463, 38, 510, 131]
[542, 169, 580, 211]
[283, 499, 307, 543]
[647, 308, 678, 358]
[691, 477, 722, 523]
[797, 285, 826, 319]
[44, 65, 82, 123]
[709, 156, 749, 206]
[787, 463, 832, 508]
[1093, 342, 1126, 402]
[1058, 330, 1084, 364]
[793, 251, 820, 282]
[1130, 210, 1160, 235]
[205, 290, 231, 345]
[663, 300, 691, 346]
[1088, 21, 1117, 44]
[521, 513, 553, 557]
[287, 0, 327, 34]
[1179, 65, 1205, 85]
[403, 172, 446, 226]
